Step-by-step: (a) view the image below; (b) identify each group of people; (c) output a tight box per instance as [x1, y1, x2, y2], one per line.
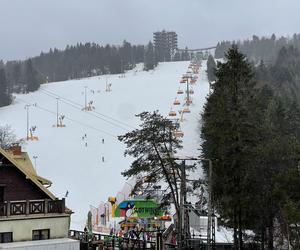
[81, 134, 106, 162]
[110, 227, 151, 241]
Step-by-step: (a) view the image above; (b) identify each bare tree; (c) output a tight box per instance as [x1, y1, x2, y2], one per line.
[0, 125, 23, 149]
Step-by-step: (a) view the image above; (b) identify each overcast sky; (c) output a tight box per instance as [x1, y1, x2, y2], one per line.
[1, 0, 300, 61]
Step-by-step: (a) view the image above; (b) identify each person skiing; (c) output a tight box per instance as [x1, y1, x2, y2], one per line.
[102, 138, 105, 144]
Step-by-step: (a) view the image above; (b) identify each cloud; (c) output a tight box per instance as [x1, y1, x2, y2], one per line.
[0, 0, 300, 60]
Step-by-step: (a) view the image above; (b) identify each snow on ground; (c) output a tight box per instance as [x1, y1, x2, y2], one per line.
[0, 60, 210, 231]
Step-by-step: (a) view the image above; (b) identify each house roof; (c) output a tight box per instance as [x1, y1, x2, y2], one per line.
[0, 147, 56, 200]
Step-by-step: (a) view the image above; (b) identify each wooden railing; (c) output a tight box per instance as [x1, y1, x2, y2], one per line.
[0, 198, 65, 217]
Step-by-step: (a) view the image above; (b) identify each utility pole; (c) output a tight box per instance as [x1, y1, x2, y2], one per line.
[207, 159, 213, 249]
[180, 160, 190, 249]
[179, 160, 184, 249]
[174, 156, 215, 250]
[186, 78, 190, 106]
[25, 104, 30, 140]
[56, 98, 59, 127]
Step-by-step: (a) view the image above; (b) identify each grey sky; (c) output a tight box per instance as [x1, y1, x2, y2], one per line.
[1, 0, 299, 61]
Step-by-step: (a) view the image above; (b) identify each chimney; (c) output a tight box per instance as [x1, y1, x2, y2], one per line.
[11, 144, 22, 156]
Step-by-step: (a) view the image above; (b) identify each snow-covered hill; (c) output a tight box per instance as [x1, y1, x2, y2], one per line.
[0, 61, 210, 230]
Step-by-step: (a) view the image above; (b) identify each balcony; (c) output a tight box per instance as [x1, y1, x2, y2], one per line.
[0, 199, 65, 217]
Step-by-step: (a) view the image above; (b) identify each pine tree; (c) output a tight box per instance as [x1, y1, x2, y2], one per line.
[144, 42, 157, 70]
[202, 45, 300, 249]
[201, 45, 258, 249]
[206, 55, 216, 82]
[25, 59, 40, 92]
[0, 68, 11, 107]
[118, 111, 185, 235]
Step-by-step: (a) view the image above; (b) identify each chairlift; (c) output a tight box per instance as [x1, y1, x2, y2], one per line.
[173, 130, 184, 138]
[182, 108, 191, 113]
[173, 99, 180, 105]
[169, 110, 177, 117]
[177, 89, 184, 94]
[186, 99, 193, 105]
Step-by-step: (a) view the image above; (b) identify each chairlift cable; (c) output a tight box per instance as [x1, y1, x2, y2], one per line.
[16, 97, 117, 138]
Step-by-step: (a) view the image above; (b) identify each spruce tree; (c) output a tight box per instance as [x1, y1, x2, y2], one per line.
[206, 54, 216, 82]
[0, 68, 11, 107]
[144, 41, 157, 70]
[25, 59, 40, 92]
[202, 45, 300, 249]
[201, 45, 258, 249]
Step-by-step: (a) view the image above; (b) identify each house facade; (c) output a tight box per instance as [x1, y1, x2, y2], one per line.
[0, 145, 78, 248]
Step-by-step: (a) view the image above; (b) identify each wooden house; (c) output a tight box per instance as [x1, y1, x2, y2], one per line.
[0, 144, 77, 248]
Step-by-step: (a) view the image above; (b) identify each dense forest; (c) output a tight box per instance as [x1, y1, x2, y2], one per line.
[202, 46, 300, 249]
[0, 41, 152, 93]
[0, 39, 193, 108]
[215, 33, 300, 64]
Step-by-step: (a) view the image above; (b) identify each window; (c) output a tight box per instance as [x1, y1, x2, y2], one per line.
[0, 232, 12, 243]
[32, 229, 50, 240]
[0, 186, 5, 202]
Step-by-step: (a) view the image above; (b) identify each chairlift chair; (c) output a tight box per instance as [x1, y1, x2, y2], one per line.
[173, 130, 184, 138]
[169, 110, 177, 117]
[177, 89, 184, 94]
[186, 99, 193, 105]
[182, 108, 191, 113]
[173, 99, 180, 105]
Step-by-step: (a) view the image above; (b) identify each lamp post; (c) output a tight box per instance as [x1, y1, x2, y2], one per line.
[99, 201, 110, 226]
[24, 104, 31, 140]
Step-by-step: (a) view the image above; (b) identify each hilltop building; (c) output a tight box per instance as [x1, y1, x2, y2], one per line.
[153, 30, 178, 62]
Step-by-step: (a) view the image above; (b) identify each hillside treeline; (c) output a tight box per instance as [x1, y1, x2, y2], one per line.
[0, 41, 154, 92]
[0, 41, 162, 106]
[0, 40, 194, 108]
[202, 46, 300, 249]
[215, 33, 300, 64]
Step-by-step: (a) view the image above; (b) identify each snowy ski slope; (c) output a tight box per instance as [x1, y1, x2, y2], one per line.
[0, 61, 210, 230]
